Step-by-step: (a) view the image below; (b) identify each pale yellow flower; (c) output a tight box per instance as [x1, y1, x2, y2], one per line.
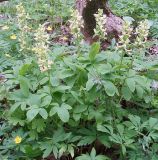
[47, 26, 52, 31]
[5, 54, 11, 57]
[2, 26, 9, 30]
[62, 36, 68, 41]
[10, 34, 17, 40]
[14, 136, 22, 144]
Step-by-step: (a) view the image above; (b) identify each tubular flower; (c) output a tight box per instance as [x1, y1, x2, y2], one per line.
[14, 136, 22, 144]
[16, 3, 29, 28]
[134, 20, 150, 48]
[16, 3, 30, 52]
[2, 25, 9, 30]
[32, 24, 52, 72]
[117, 20, 133, 53]
[46, 26, 52, 31]
[69, 9, 84, 39]
[10, 34, 17, 40]
[94, 9, 107, 40]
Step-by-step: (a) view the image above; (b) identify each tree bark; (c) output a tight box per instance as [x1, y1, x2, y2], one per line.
[0, 0, 8, 2]
[76, 0, 123, 44]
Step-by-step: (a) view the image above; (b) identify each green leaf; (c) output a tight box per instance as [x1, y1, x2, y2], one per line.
[149, 117, 158, 129]
[19, 75, 30, 97]
[53, 85, 71, 93]
[97, 63, 112, 75]
[97, 125, 111, 134]
[39, 108, 48, 119]
[32, 119, 46, 132]
[126, 78, 135, 93]
[122, 86, 132, 100]
[86, 79, 94, 91]
[56, 106, 70, 122]
[71, 91, 83, 104]
[19, 64, 32, 76]
[50, 76, 60, 87]
[27, 108, 39, 121]
[90, 148, 96, 159]
[103, 81, 117, 96]
[76, 154, 91, 160]
[59, 69, 74, 79]
[89, 42, 100, 61]
[96, 155, 110, 160]
[61, 103, 72, 110]
[74, 105, 88, 114]
[39, 77, 49, 85]
[121, 144, 126, 155]
[10, 102, 21, 113]
[77, 136, 96, 146]
[136, 86, 144, 98]
[68, 145, 74, 158]
[40, 142, 53, 158]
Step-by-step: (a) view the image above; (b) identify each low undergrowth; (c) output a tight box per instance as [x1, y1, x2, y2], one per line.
[0, 0, 158, 160]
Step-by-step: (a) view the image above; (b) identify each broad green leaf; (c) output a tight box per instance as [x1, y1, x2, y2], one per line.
[61, 103, 72, 110]
[68, 145, 74, 158]
[39, 77, 49, 85]
[77, 136, 96, 146]
[27, 108, 39, 121]
[97, 63, 112, 75]
[71, 91, 83, 104]
[103, 81, 117, 97]
[58, 69, 74, 79]
[49, 103, 59, 116]
[86, 79, 94, 91]
[19, 75, 30, 97]
[122, 86, 132, 100]
[53, 85, 71, 93]
[89, 42, 100, 61]
[50, 76, 60, 87]
[149, 117, 158, 129]
[42, 145, 53, 158]
[97, 125, 111, 134]
[19, 64, 32, 76]
[96, 155, 110, 160]
[126, 78, 135, 93]
[90, 148, 96, 159]
[10, 102, 21, 113]
[76, 154, 91, 160]
[136, 86, 144, 98]
[121, 144, 126, 155]
[56, 106, 70, 122]
[74, 105, 88, 114]
[39, 108, 48, 119]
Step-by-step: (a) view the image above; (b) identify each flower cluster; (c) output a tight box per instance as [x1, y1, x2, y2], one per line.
[16, 3, 30, 52]
[117, 19, 150, 54]
[117, 20, 133, 53]
[32, 24, 52, 72]
[69, 9, 84, 40]
[94, 9, 107, 40]
[134, 20, 150, 47]
[2, 25, 9, 30]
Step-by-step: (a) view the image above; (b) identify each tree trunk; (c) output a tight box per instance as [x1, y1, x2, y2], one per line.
[76, 0, 123, 45]
[0, 0, 8, 2]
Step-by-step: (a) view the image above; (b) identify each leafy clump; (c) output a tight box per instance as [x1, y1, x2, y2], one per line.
[0, 0, 158, 160]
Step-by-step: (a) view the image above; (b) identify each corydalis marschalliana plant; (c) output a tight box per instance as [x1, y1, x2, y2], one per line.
[94, 9, 107, 41]
[69, 9, 84, 40]
[16, 3, 30, 52]
[32, 24, 52, 72]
